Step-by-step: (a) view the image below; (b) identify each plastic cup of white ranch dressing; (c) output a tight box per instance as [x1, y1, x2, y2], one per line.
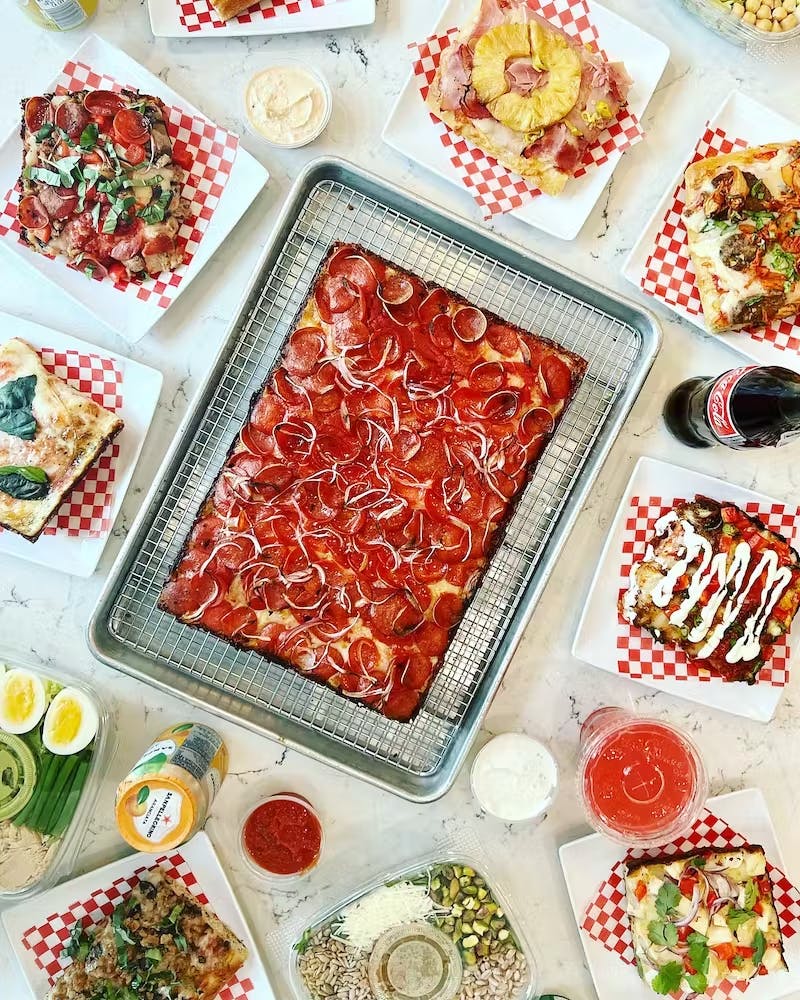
[244, 60, 332, 149]
[470, 732, 559, 823]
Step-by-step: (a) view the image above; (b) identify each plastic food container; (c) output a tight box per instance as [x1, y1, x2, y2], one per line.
[243, 60, 332, 149]
[0, 655, 115, 902]
[674, 0, 800, 58]
[576, 707, 709, 848]
[470, 733, 558, 824]
[239, 792, 324, 883]
[290, 853, 539, 1000]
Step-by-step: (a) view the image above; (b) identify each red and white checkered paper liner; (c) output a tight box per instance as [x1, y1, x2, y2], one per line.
[0, 347, 121, 539]
[0, 59, 238, 310]
[178, 0, 337, 33]
[581, 809, 800, 1000]
[21, 850, 255, 999]
[409, 0, 644, 219]
[641, 125, 800, 355]
[617, 496, 800, 688]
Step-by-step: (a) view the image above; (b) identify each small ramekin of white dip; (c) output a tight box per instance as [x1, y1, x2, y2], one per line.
[470, 732, 559, 824]
[244, 60, 332, 149]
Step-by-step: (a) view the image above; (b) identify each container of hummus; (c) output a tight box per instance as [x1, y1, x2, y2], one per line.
[0, 655, 115, 902]
[115, 722, 228, 852]
[470, 732, 558, 824]
[244, 61, 332, 149]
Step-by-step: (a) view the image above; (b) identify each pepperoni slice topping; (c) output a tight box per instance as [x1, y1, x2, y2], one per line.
[83, 90, 126, 116]
[470, 361, 505, 392]
[36, 185, 78, 222]
[314, 273, 361, 323]
[369, 592, 425, 638]
[486, 322, 520, 356]
[452, 306, 487, 343]
[328, 249, 380, 293]
[54, 99, 91, 141]
[18, 195, 49, 230]
[349, 637, 380, 677]
[113, 108, 150, 145]
[540, 356, 573, 400]
[24, 97, 52, 133]
[284, 327, 326, 375]
[518, 407, 555, 445]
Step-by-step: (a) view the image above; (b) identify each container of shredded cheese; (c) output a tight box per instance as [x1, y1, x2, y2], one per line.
[290, 852, 539, 1000]
[243, 61, 332, 149]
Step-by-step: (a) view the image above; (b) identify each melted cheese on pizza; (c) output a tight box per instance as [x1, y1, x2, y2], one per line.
[0, 338, 123, 541]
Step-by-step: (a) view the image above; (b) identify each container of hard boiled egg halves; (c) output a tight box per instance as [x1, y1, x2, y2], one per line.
[674, 0, 800, 60]
[0, 655, 114, 901]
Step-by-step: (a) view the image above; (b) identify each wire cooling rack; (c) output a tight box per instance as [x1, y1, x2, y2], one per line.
[96, 162, 656, 797]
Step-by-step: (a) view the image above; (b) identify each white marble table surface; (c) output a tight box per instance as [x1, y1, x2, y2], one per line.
[2, 3, 800, 998]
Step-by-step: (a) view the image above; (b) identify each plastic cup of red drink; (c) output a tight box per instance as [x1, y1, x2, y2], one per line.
[576, 707, 709, 848]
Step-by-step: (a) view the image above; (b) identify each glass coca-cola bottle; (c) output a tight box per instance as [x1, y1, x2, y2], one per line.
[663, 365, 800, 449]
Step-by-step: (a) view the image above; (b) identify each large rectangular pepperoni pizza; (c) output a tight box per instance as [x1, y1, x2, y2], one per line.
[159, 243, 587, 722]
[19, 88, 189, 281]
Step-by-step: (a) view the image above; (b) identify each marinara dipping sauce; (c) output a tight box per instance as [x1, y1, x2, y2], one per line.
[577, 708, 708, 847]
[241, 793, 323, 879]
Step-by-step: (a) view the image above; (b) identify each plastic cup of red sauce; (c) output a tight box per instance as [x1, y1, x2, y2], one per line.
[577, 707, 709, 848]
[240, 792, 323, 881]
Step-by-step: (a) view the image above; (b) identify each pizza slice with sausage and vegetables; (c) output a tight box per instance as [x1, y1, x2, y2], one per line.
[683, 142, 800, 333]
[0, 337, 123, 542]
[19, 87, 190, 282]
[425, 0, 632, 195]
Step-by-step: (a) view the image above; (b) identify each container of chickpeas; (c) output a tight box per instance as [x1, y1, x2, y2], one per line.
[676, 0, 800, 57]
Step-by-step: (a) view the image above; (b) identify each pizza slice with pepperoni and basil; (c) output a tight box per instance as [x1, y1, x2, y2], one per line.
[19, 88, 190, 282]
[159, 243, 586, 722]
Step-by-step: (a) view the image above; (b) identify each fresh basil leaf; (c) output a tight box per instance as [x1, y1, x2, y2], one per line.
[0, 466, 49, 500]
[137, 189, 172, 224]
[648, 920, 679, 947]
[79, 122, 99, 150]
[686, 971, 708, 993]
[0, 374, 37, 440]
[90, 200, 101, 230]
[651, 961, 683, 995]
[753, 928, 767, 967]
[24, 165, 62, 186]
[35, 122, 54, 141]
[145, 947, 162, 963]
[743, 879, 758, 911]
[52, 154, 81, 186]
[655, 881, 682, 918]
[728, 907, 758, 930]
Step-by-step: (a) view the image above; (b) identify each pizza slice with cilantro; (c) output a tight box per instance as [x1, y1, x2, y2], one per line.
[19, 88, 190, 282]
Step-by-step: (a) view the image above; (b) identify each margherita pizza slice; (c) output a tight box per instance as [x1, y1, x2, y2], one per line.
[20, 88, 190, 281]
[0, 337, 123, 542]
[683, 141, 800, 333]
[159, 242, 586, 722]
[426, 0, 632, 195]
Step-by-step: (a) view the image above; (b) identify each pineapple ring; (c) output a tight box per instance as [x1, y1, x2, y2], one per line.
[471, 22, 582, 134]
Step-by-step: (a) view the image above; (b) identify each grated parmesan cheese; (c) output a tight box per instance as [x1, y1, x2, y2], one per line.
[333, 881, 437, 952]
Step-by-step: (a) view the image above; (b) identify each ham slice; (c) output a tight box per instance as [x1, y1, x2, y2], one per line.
[505, 58, 547, 95]
[524, 124, 584, 174]
[470, 0, 508, 37]
[439, 43, 472, 111]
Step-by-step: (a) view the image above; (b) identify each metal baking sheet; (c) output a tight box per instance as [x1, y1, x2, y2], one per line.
[88, 157, 661, 802]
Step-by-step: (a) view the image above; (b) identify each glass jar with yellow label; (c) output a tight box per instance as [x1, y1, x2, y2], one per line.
[115, 722, 228, 853]
[17, 0, 97, 31]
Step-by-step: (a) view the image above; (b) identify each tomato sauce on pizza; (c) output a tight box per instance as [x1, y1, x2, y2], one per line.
[159, 243, 587, 722]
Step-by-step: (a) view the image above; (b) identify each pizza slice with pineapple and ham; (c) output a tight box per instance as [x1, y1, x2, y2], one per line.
[426, 0, 632, 195]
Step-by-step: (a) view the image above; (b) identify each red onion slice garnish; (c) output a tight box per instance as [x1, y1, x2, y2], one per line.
[673, 884, 701, 927]
[183, 578, 221, 622]
[452, 306, 487, 343]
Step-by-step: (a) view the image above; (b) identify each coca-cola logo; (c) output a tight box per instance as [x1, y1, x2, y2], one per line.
[706, 367, 756, 441]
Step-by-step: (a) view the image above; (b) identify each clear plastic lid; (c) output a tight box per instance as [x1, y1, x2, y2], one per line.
[289, 851, 539, 1000]
[0, 654, 115, 902]
[675, 0, 800, 60]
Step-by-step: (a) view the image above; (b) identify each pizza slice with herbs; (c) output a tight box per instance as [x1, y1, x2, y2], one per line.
[0, 337, 123, 542]
[19, 88, 190, 282]
[683, 142, 800, 333]
[625, 847, 787, 995]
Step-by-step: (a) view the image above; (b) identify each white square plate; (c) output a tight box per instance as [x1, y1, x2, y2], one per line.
[622, 91, 800, 368]
[0, 313, 161, 577]
[0, 35, 268, 344]
[571, 455, 797, 722]
[559, 788, 800, 1000]
[2, 830, 277, 1000]
[382, 0, 669, 241]
[148, 0, 375, 37]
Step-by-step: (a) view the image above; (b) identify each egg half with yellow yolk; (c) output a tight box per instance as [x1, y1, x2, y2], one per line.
[0, 668, 47, 734]
[42, 687, 98, 755]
